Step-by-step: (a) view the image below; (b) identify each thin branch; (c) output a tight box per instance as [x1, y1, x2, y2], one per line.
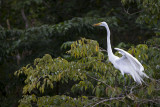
[137, 98, 160, 105]
[21, 8, 29, 28]
[153, 47, 160, 50]
[108, 70, 116, 77]
[149, 77, 160, 82]
[35, 76, 43, 84]
[43, 1, 50, 8]
[129, 84, 138, 94]
[124, 7, 143, 15]
[92, 97, 125, 107]
[86, 96, 106, 100]
[6, 19, 11, 30]
[100, 47, 107, 53]
[35, 75, 48, 84]
[87, 74, 112, 88]
[84, 97, 106, 107]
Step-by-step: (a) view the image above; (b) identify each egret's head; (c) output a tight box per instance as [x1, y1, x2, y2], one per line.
[93, 22, 107, 27]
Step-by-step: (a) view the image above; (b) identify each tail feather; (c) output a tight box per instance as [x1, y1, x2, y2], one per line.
[130, 70, 145, 84]
[134, 63, 149, 79]
[140, 71, 149, 78]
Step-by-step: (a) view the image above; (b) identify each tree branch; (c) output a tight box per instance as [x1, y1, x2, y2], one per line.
[137, 98, 160, 105]
[21, 8, 29, 28]
[123, 7, 143, 15]
[6, 19, 11, 30]
[92, 96, 125, 107]
[100, 47, 107, 53]
[87, 74, 112, 88]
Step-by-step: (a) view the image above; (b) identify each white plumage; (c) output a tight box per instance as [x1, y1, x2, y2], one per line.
[93, 22, 149, 84]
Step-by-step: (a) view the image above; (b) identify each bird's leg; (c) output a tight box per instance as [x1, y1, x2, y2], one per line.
[123, 75, 126, 93]
[123, 75, 126, 86]
[128, 75, 131, 85]
[119, 75, 127, 96]
[122, 75, 127, 95]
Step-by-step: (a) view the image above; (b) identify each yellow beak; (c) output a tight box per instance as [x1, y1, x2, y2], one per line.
[93, 22, 101, 26]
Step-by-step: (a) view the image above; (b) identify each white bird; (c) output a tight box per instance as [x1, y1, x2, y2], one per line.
[93, 22, 149, 84]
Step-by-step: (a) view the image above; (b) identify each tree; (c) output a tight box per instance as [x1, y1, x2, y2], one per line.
[15, 38, 160, 106]
[122, 0, 160, 35]
[0, 0, 160, 106]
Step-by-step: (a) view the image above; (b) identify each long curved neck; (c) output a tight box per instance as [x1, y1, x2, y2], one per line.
[104, 24, 115, 61]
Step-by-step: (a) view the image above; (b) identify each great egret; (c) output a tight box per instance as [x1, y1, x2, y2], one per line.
[93, 22, 149, 84]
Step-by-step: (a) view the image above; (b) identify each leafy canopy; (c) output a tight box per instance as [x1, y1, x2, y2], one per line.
[15, 38, 160, 106]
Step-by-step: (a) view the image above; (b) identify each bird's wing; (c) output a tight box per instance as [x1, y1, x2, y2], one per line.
[114, 48, 149, 78]
[115, 55, 144, 84]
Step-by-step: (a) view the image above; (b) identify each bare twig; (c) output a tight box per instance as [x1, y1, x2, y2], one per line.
[6, 19, 11, 30]
[21, 8, 29, 28]
[100, 47, 107, 53]
[124, 7, 143, 15]
[16, 52, 21, 65]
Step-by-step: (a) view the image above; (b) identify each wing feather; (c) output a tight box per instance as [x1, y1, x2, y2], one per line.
[115, 48, 149, 78]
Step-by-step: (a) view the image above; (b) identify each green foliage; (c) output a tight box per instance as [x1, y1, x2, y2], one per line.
[15, 38, 160, 106]
[121, 0, 160, 35]
[0, 13, 120, 106]
[0, 17, 118, 64]
[1, 0, 160, 106]
[19, 95, 89, 107]
[37, 95, 89, 107]
[18, 94, 37, 107]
